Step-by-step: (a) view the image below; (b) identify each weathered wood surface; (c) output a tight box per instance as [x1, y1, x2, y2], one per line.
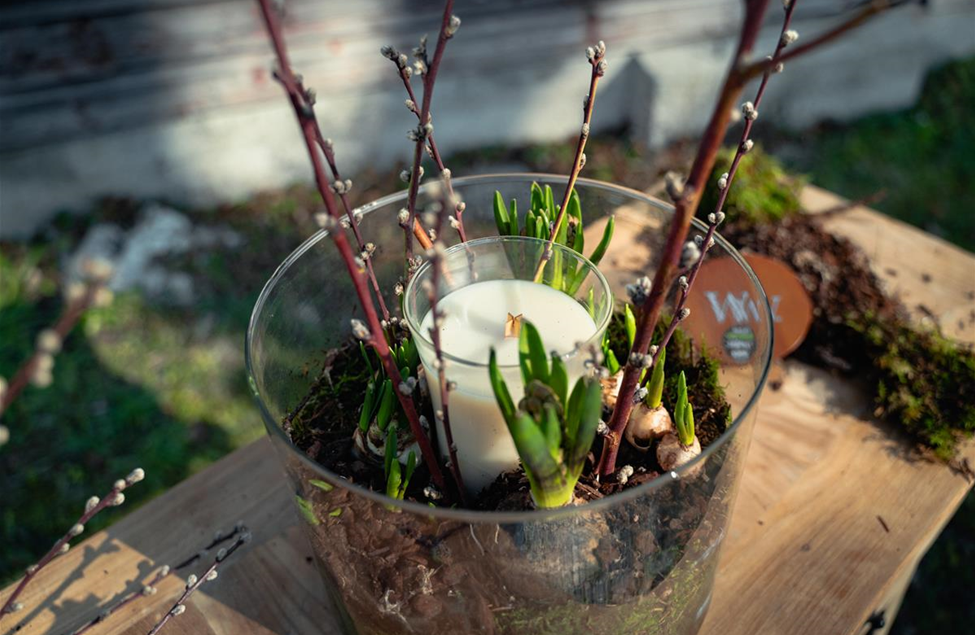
[3, 193, 973, 635]
[0, 0, 881, 149]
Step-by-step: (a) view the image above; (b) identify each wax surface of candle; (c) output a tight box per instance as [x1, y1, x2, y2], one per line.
[422, 280, 598, 365]
[419, 280, 597, 494]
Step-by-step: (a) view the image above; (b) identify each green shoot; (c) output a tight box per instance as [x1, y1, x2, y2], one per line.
[390, 337, 420, 377]
[375, 378, 395, 431]
[488, 320, 603, 508]
[492, 182, 615, 294]
[358, 333, 420, 433]
[383, 425, 397, 478]
[358, 381, 379, 432]
[645, 347, 666, 409]
[673, 371, 695, 447]
[606, 349, 621, 375]
[385, 450, 417, 500]
[295, 495, 320, 526]
[359, 341, 374, 375]
[601, 330, 621, 375]
[624, 303, 637, 349]
[587, 215, 615, 267]
[309, 479, 334, 492]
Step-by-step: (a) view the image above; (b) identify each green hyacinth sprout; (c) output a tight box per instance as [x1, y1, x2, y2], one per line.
[488, 320, 603, 508]
[493, 182, 614, 293]
[674, 371, 695, 447]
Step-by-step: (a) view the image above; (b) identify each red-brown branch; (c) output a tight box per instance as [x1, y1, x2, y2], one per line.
[0, 283, 98, 417]
[418, 225, 469, 505]
[0, 469, 144, 621]
[533, 44, 606, 282]
[634, 0, 907, 392]
[426, 191, 467, 504]
[597, 0, 778, 477]
[403, 0, 457, 264]
[742, 0, 912, 81]
[312, 130, 390, 321]
[145, 532, 249, 635]
[390, 62, 467, 242]
[256, 0, 445, 490]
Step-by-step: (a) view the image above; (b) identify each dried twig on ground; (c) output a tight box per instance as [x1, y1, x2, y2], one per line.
[68, 523, 249, 635]
[145, 530, 250, 635]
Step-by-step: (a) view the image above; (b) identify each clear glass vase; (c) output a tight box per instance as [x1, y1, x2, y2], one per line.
[246, 174, 773, 635]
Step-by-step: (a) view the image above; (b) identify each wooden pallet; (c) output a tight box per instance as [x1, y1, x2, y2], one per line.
[3, 188, 973, 635]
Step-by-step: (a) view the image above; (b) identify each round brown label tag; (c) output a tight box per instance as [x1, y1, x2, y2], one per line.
[682, 253, 813, 363]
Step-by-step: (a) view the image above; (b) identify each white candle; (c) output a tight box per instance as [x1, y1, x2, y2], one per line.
[419, 279, 598, 494]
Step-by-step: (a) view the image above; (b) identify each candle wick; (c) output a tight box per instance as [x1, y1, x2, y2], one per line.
[504, 313, 524, 339]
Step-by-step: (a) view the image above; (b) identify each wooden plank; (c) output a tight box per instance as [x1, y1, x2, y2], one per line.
[702, 362, 975, 635]
[2, 200, 972, 634]
[0, 439, 341, 635]
[12, 0, 973, 150]
[701, 190, 975, 635]
[801, 185, 975, 345]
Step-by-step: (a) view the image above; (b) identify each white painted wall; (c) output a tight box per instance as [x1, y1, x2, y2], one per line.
[1, 0, 973, 237]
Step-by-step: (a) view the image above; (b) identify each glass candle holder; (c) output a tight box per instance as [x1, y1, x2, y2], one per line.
[403, 235, 613, 495]
[247, 174, 773, 635]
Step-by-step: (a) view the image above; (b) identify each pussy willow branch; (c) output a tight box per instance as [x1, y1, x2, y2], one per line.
[426, 189, 468, 504]
[636, 0, 908, 390]
[639, 204, 723, 390]
[742, 0, 914, 81]
[145, 532, 249, 635]
[532, 42, 607, 283]
[68, 523, 248, 635]
[256, 0, 446, 490]
[0, 469, 144, 620]
[72, 568, 169, 635]
[312, 130, 391, 321]
[597, 0, 778, 477]
[403, 0, 457, 266]
[638, 0, 808, 386]
[386, 57, 467, 242]
[0, 272, 110, 418]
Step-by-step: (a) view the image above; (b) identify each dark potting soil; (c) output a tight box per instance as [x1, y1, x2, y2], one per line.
[286, 310, 731, 511]
[721, 213, 975, 460]
[720, 213, 901, 372]
[299, 448, 730, 634]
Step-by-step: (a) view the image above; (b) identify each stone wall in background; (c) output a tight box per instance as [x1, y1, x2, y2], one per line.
[1, 0, 973, 237]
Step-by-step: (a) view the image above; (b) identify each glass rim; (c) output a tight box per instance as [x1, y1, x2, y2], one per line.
[402, 234, 614, 369]
[245, 172, 774, 522]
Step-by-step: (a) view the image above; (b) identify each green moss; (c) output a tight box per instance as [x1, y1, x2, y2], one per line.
[852, 315, 975, 461]
[700, 146, 805, 227]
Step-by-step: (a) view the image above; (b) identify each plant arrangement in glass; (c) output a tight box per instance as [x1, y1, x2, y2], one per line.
[244, 0, 902, 633]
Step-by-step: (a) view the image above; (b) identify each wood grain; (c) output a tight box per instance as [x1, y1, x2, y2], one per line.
[4, 0, 973, 151]
[0, 440, 340, 635]
[802, 185, 975, 345]
[3, 194, 972, 635]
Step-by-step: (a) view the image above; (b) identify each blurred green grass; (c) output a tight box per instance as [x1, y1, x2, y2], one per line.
[778, 57, 975, 252]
